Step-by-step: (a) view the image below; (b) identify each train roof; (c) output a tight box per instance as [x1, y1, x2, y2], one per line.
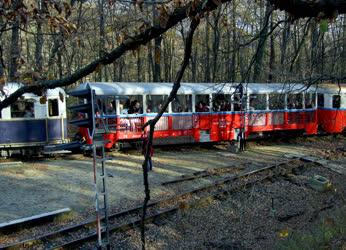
[0, 82, 66, 99]
[75, 82, 316, 96]
[316, 83, 346, 94]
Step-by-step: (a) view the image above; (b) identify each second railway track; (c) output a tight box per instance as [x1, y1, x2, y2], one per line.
[1, 158, 303, 249]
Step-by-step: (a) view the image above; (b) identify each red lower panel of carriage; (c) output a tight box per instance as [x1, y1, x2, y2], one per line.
[318, 109, 346, 133]
[80, 111, 319, 149]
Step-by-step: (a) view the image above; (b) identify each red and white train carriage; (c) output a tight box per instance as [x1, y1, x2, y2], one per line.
[71, 82, 345, 150]
[317, 84, 346, 133]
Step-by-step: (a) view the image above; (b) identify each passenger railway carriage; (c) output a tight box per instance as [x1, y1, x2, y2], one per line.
[317, 84, 346, 133]
[0, 83, 68, 156]
[72, 82, 345, 150]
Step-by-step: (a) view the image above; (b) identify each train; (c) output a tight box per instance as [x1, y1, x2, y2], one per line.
[72, 82, 346, 151]
[0, 83, 68, 157]
[0, 82, 344, 156]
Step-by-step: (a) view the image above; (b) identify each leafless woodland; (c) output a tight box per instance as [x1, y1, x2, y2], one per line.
[0, 0, 345, 110]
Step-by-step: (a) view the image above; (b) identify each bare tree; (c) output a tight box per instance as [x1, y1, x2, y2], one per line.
[8, 0, 21, 81]
[0, 0, 346, 109]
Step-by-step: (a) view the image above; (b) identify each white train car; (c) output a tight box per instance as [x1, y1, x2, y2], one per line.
[0, 83, 68, 156]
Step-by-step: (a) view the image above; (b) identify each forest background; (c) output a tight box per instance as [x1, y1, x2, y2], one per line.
[0, 0, 345, 91]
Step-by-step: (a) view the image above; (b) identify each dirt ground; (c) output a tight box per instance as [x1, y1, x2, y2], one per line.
[111, 164, 346, 249]
[0, 135, 345, 249]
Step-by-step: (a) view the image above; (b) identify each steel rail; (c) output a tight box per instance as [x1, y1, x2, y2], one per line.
[161, 164, 244, 185]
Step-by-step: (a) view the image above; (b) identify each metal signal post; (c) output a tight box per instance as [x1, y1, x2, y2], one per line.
[69, 86, 111, 249]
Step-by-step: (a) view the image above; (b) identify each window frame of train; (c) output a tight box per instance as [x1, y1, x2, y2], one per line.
[118, 95, 143, 115]
[94, 96, 116, 115]
[212, 94, 232, 112]
[195, 94, 211, 112]
[287, 93, 303, 110]
[145, 94, 169, 113]
[233, 93, 242, 111]
[317, 93, 325, 108]
[304, 93, 316, 109]
[268, 93, 285, 110]
[249, 94, 267, 111]
[10, 98, 35, 118]
[172, 95, 192, 113]
[48, 98, 59, 117]
[332, 95, 341, 109]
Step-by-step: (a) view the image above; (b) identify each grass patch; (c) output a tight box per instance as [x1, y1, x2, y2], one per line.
[277, 208, 346, 250]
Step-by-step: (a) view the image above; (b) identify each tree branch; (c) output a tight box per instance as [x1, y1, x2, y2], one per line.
[269, 0, 346, 18]
[0, 0, 220, 111]
[139, 15, 200, 250]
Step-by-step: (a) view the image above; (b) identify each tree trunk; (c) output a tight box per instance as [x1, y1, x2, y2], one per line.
[231, 1, 237, 82]
[253, 1, 272, 82]
[211, 8, 221, 82]
[204, 16, 211, 82]
[0, 17, 4, 77]
[137, 49, 142, 82]
[342, 15, 346, 77]
[268, 13, 275, 82]
[0, 40, 4, 77]
[118, 58, 124, 81]
[98, 0, 106, 81]
[9, 0, 21, 81]
[191, 43, 197, 82]
[34, 0, 44, 72]
[153, 36, 162, 82]
[153, 5, 161, 82]
[310, 20, 319, 76]
[57, 49, 63, 79]
[147, 42, 153, 82]
[319, 33, 325, 76]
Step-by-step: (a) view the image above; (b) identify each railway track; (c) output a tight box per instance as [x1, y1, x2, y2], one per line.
[161, 164, 245, 185]
[1, 158, 301, 250]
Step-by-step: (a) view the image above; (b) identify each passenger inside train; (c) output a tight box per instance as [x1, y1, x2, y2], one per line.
[24, 105, 34, 118]
[128, 100, 142, 114]
[196, 102, 209, 112]
[172, 95, 192, 113]
[213, 94, 232, 112]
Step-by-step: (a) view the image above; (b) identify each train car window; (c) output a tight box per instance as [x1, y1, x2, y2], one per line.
[249, 94, 266, 111]
[212, 94, 232, 112]
[146, 95, 168, 113]
[119, 95, 143, 114]
[48, 99, 59, 117]
[195, 95, 210, 112]
[172, 95, 192, 113]
[11, 100, 35, 118]
[287, 94, 303, 109]
[332, 95, 341, 109]
[104, 97, 116, 115]
[95, 97, 106, 114]
[317, 94, 324, 107]
[269, 94, 285, 110]
[304, 93, 316, 109]
[233, 93, 241, 111]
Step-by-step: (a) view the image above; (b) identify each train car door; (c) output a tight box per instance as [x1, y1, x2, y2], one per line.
[195, 94, 212, 142]
[212, 94, 232, 141]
